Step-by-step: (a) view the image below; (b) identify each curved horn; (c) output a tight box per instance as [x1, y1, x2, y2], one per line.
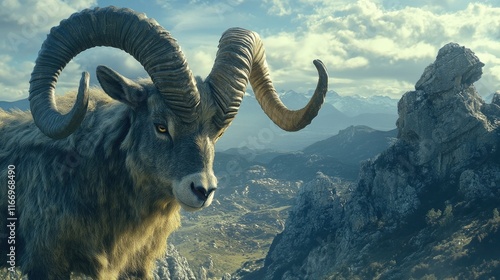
[29, 6, 200, 139]
[205, 27, 328, 132]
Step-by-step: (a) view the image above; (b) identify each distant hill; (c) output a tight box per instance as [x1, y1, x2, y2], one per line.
[0, 98, 29, 111]
[303, 125, 397, 165]
[266, 125, 397, 181]
[217, 92, 398, 151]
[218, 125, 397, 183]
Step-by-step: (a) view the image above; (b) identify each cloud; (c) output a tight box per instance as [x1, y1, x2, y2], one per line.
[160, 0, 248, 33]
[0, 55, 33, 101]
[0, 0, 97, 101]
[263, 0, 292, 16]
[189, 49, 216, 78]
[71, 47, 147, 81]
[1, 0, 499, 103]
[345, 56, 369, 69]
[152, 0, 260, 79]
[256, 0, 500, 98]
[0, 0, 97, 52]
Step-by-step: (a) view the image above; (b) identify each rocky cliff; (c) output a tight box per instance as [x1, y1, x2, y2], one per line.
[239, 43, 500, 279]
[154, 244, 196, 280]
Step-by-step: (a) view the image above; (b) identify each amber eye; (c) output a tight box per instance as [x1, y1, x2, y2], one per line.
[155, 124, 168, 134]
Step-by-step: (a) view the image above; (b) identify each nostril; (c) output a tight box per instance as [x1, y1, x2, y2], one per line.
[190, 182, 211, 201]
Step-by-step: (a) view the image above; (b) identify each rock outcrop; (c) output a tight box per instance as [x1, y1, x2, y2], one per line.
[238, 43, 500, 279]
[154, 244, 196, 280]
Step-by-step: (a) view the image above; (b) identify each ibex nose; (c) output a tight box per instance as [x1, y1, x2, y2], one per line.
[175, 172, 218, 210]
[190, 182, 216, 202]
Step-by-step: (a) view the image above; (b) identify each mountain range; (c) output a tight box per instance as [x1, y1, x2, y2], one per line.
[0, 90, 399, 151]
[217, 89, 398, 151]
[0, 99, 29, 111]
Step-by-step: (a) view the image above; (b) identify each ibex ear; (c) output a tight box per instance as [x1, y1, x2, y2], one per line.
[96, 65, 147, 107]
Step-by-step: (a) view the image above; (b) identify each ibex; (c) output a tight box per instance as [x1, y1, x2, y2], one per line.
[0, 6, 328, 279]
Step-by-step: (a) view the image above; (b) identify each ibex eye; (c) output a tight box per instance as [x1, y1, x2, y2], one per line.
[155, 124, 168, 134]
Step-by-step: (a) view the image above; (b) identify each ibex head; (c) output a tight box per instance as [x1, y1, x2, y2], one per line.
[28, 6, 328, 211]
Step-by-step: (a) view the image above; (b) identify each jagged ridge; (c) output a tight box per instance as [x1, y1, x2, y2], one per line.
[238, 43, 500, 279]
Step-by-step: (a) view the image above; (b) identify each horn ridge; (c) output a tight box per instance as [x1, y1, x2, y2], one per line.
[29, 6, 199, 139]
[205, 27, 328, 133]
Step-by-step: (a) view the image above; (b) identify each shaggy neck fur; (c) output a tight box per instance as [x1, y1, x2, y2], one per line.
[0, 90, 181, 279]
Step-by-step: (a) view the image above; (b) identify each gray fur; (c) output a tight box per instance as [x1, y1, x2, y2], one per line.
[1, 76, 219, 279]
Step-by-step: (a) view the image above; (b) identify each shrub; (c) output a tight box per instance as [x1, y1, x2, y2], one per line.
[439, 205, 454, 226]
[426, 208, 442, 226]
[425, 205, 453, 226]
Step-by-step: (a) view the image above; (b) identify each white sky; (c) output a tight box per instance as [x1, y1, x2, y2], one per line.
[0, 0, 499, 101]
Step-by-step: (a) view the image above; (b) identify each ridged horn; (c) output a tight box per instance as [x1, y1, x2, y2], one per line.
[205, 27, 328, 132]
[29, 6, 200, 139]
